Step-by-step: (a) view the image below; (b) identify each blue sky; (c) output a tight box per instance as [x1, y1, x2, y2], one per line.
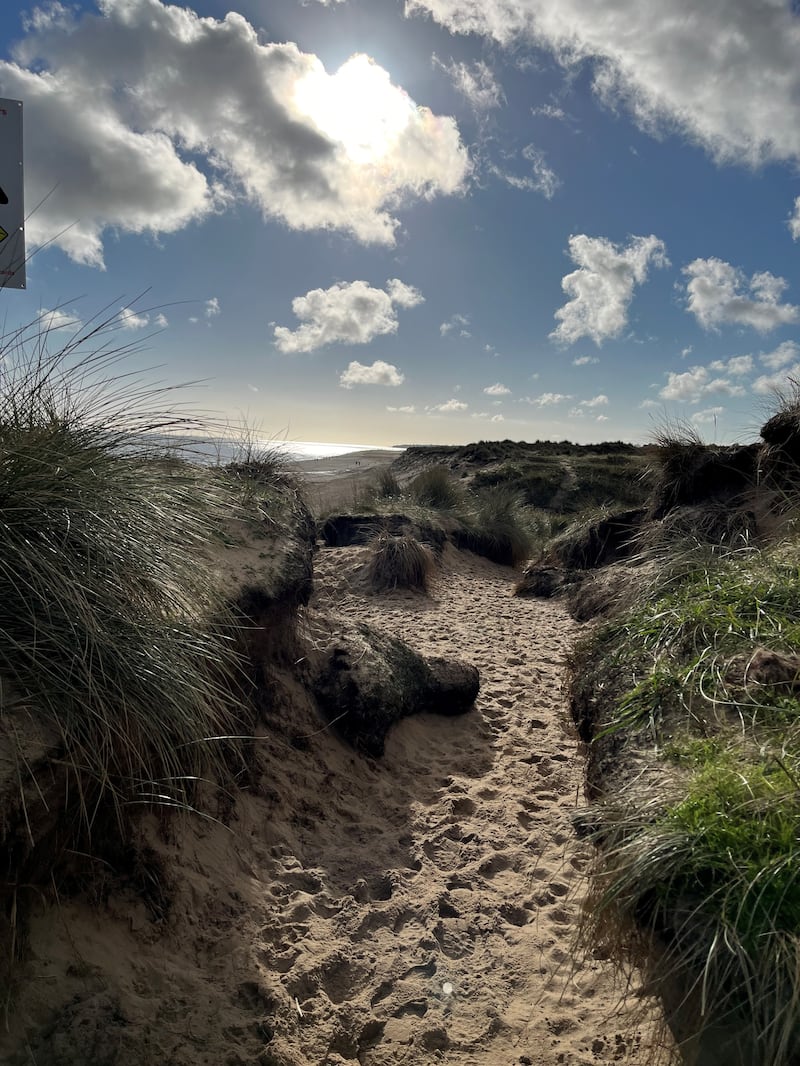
[2, 0, 800, 447]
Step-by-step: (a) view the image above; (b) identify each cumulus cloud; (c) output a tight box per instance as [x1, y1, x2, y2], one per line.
[339, 359, 405, 389]
[274, 279, 423, 353]
[472, 411, 505, 422]
[405, 0, 800, 166]
[684, 258, 799, 332]
[429, 398, 468, 412]
[117, 306, 149, 330]
[692, 406, 724, 425]
[36, 306, 81, 331]
[760, 341, 800, 370]
[708, 355, 753, 375]
[551, 233, 668, 346]
[204, 297, 220, 318]
[659, 365, 746, 404]
[2, 0, 468, 266]
[440, 313, 471, 337]
[520, 392, 572, 406]
[752, 363, 800, 395]
[483, 382, 510, 396]
[573, 355, 599, 366]
[435, 56, 505, 111]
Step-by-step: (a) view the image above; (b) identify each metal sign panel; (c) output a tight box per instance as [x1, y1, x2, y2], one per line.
[0, 99, 25, 290]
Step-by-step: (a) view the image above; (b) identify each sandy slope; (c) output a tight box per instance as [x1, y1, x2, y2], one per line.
[2, 541, 673, 1066]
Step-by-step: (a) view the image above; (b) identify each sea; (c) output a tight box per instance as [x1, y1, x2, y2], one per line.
[133, 433, 405, 465]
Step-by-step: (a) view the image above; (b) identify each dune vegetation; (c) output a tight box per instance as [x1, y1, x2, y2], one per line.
[565, 405, 800, 1065]
[0, 311, 303, 992]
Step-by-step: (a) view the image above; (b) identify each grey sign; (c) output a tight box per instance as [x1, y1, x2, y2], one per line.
[0, 99, 25, 290]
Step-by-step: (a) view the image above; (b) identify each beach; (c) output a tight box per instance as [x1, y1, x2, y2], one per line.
[292, 448, 402, 512]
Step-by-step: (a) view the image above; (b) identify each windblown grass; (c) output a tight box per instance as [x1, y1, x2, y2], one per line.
[0, 308, 245, 828]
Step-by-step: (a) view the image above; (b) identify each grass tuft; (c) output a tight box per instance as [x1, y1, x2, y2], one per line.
[367, 532, 434, 592]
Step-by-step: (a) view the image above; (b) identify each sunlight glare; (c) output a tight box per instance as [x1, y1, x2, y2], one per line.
[294, 54, 416, 164]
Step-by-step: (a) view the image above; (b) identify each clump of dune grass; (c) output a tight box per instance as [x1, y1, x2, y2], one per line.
[569, 538, 800, 1062]
[0, 307, 246, 832]
[455, 484, 535, 566]
[367, 532, 434, 592]
[407, 464, 463, 509]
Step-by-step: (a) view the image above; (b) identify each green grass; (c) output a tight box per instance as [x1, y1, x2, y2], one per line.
[570, 542, 800, 1062]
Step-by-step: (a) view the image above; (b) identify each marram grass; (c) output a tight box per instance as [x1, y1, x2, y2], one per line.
[0, 308, 246, 826]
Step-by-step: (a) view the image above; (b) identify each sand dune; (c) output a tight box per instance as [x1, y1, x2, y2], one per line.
[2, 530, 673, 1066]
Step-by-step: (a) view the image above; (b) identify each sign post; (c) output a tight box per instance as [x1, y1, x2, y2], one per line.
[0, 99, 25, 290]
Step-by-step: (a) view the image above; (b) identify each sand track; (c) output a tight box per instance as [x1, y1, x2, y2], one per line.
[267, 544, 670, 1065]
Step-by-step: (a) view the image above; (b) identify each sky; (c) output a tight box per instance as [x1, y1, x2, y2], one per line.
[2, 0, 800, 447]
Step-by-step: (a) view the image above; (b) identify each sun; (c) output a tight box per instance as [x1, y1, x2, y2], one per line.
[293, 53, 416, 164]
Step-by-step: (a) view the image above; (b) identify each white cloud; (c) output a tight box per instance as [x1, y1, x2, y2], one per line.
[580, 394, 609, 407]
[551, 233, 668, 346]
[339, 359, 405, 389]
[154, 312, 169, 328]
[429, 398, 468, 412]
[789, 197, 800, 241]
[595, 414, 609, 422]
[436, 56, 505, 111]
[2, 1, 468, 266]
[659, 365, 746, 404]
[117, 306, 149, 330]
[531, 103, 567, 121]
[681, 345, 693, 359]
[520, 391, 572, 406]
[440, 313, 471, 337]
[204, 297, 220, 318]
[752, 363, 800, 396]
[760, 341, 800, 370]
[387, 404, 416, 413]
[639, 399, 660, 409]
[274, 279, 423, 353]
[492, 144, 560, 198]
[483, 382, 511, 396]
[684, 258, 799, 332]
[36, 306, 80, 331]
[692, 406, 724, 425]
[708, 354, 753, 375]
[405, 1, 800, 166]
[472, 411, 505, 422]
[572, 355, 599, 366]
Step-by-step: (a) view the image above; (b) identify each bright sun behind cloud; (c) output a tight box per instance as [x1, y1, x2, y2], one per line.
[293, 53, 417, 164]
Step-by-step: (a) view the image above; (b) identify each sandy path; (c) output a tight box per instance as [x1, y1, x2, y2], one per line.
[261, 543, 670, 1066]
[1, 540, 672, 1066]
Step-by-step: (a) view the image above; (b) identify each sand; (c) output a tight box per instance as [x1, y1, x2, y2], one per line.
[292, 449, 402, 513]
[2, 456, 674, 1066]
